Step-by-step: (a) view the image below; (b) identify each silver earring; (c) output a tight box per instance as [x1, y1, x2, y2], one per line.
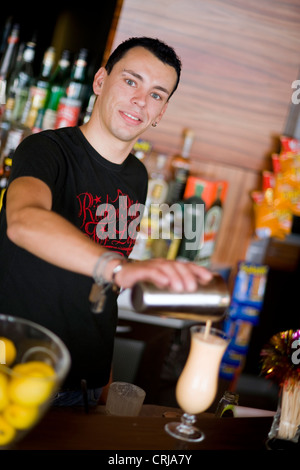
[152, 122, 157, 127]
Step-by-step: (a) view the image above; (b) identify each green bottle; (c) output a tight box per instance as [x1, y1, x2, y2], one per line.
[55, 48, 89, 128]
[25, 46, 56, 128]
[177, 183, 206, 261]
[42, 50, 71, 130]
[64, 48, 89, 104]
[199, 183, 224, 264]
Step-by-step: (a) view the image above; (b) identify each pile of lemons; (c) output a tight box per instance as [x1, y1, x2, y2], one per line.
[0, 336, 56, 447]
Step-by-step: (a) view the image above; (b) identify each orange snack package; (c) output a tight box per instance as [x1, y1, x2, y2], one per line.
[252, 188, 292, 239]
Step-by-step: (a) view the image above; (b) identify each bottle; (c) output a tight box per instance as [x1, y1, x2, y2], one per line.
[136, 154, 169, 259]
[204, 184, 223, 235]
[196, 183, 224, 265]
[132, 139, 152, 163]
[25, 46, 56, 128]
[150, 207, 183, 260]
[8, 40, 36, 122]
[177, 182, 206, 261]
[147, 154, 170, 206]
[42, 49, 71, 130]
[215, 391, 239, 418]
[55, 48, 89, 129]
[0, 23, 20, 109]
[7, 40, 25, 94]
[0, 105, 31, 169]
[0, 17, 13, 57]
[31, 108, 45, 134]
[147, 154, 174, 258]
[82, 93, 96, 124]
[0, 97, 14, 163]
[65, 48, 89, 102]
[168, 128, 194, 204]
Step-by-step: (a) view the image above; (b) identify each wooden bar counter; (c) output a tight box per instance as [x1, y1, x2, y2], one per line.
[15, 405, 273, 451]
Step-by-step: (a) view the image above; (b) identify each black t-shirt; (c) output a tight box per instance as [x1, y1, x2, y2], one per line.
[0, 127, 148, 389]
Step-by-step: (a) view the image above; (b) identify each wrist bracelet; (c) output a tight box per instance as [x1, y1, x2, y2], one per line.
[111, 262, 125, 284]
[93, 252, 123, 286]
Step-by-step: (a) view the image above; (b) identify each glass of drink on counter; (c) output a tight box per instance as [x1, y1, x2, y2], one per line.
[165, 324, 229, 442]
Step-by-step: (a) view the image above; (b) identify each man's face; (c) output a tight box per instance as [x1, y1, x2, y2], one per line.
[94, 47, 178, 144]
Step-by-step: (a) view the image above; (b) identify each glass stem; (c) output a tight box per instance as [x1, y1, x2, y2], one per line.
[178, 413, 197, 435]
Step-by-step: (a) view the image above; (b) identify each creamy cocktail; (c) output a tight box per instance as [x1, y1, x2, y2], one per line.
[165, 324, 229, 442]
[176, 326, 228, 414]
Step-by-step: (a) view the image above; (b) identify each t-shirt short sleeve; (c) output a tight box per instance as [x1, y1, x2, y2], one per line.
[8, 131, 65, 196]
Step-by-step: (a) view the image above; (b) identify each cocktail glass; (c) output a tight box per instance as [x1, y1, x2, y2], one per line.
[165, 324, 229, 442]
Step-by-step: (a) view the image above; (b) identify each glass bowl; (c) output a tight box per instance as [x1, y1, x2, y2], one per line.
[0, 313, 71, 448]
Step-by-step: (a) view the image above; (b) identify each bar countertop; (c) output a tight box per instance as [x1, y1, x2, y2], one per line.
[14, 405, 274, 451]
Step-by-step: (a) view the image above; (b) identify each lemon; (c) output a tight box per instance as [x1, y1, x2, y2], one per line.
[9, 361, 56, 407]
[12, 361, 55, 378]
[0, 337, 17, 366]
[0, 373, 9, 412]
[4, 403, 39, 430]
[0, 416, 16, 447]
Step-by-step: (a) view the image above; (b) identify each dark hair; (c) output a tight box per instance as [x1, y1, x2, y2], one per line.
[105, 37, 181, 99]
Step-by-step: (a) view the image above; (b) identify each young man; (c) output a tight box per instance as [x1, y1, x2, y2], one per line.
[0, 37, 212, 405]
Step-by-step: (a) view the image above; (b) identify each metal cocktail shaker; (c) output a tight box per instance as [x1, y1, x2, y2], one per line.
[130, 273, 230, 322]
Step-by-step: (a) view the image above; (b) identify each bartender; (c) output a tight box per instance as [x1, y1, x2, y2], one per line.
[0, 37, 212, 406]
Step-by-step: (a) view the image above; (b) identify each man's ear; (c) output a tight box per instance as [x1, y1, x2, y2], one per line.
[93, 67, 107, 95]
[155, 102, 169, 126]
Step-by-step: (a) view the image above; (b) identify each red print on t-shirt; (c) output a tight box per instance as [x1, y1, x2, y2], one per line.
[77, 189, 142, 257]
